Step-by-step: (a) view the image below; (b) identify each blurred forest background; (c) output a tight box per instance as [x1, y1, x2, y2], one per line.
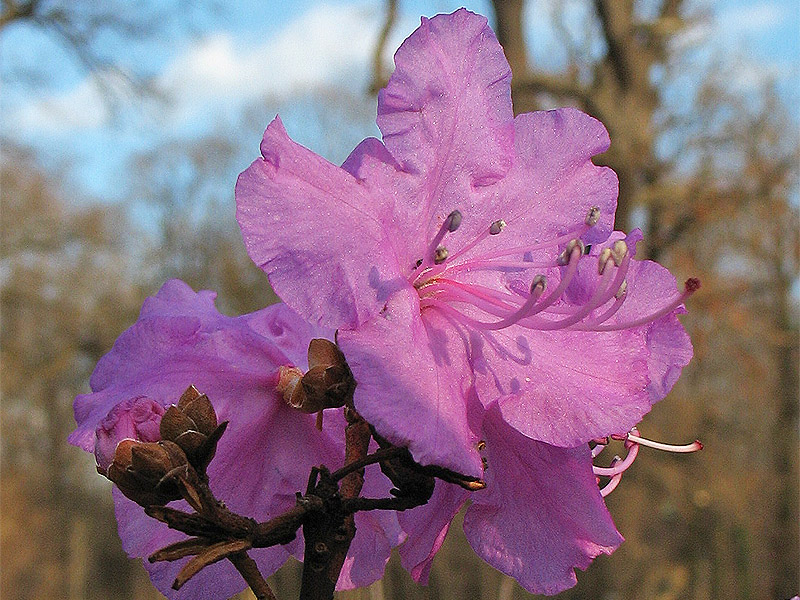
[1, 1, 797, 599]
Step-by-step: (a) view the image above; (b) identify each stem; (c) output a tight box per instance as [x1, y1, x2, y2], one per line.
[298, 410, 371, 600]
[330, 446, 407, 482]
[229, 552, 278, 600]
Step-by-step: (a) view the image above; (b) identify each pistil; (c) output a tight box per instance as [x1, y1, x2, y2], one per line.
[593, 428, 702, 497]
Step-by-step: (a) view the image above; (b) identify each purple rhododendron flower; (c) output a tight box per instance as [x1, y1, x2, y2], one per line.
[94, 396, 165, 471]
[69, 280, 404, 599]
[236, 8, 693, 479]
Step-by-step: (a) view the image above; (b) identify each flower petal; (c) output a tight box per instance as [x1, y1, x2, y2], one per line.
[377, 9, 514, 218]
[236, 118, 405, 329]
[398, 481, 468, 584]
[69, 280, 300, 451]
[338, 288, 483, 476]
[473, 323, 653, 446]
[478, 108, 618, 252]
[463, 404, 622, 595]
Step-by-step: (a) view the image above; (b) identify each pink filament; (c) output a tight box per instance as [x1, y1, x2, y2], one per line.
[593, 442, 639, 477]
[413, 210, 697, 336]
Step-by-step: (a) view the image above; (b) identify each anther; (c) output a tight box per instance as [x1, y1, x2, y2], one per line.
[446, 210, 463, 232]
[476, 440, 486, 451]
[597, 247, 613, 274]
[614, 280, 628, 299]
[489, 220, 506, 235]
[558, 239, 585, 266]
[611, 240, 628, 264]
[531, 275, 547, 293]
[434, 246, 449, 264]
[585, 206, 600, 227]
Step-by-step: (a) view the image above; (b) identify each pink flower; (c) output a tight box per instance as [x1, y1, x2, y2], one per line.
[69, 280, 403, 599]
[94, 396, 165, 471]
[236, 9, 694, 477]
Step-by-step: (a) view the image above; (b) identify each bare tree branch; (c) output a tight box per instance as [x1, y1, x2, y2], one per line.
[369, 0, 397, 94]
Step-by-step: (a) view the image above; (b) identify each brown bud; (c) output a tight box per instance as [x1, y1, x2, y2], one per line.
[307, 339, 344, 370]
[180, 394, 218, 436]
[159, 386, 225, 476]
[104, 440, 188, 506]
[276, 341, 356, 414]
[160, 405, 197, 441]
[302, 339, 355, 410]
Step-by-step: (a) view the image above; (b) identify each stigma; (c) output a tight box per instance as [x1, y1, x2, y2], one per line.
[410, 207, 699, 334]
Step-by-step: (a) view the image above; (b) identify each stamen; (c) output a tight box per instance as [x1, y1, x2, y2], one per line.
[473, 277, 547, 330]
[489, 220, 506, 235]
[585, 286, 627, 325]
[576, 278, 700, 332]
[623, 432, 704, 453]
[594, 427, 701, 497]
[434, 246, 449, 264]
[585, 206, 601, 227]
[599, 470, 623, 497]
[522, 247, 629, 331]
[447, 210, 463, 232]
[418, 210, 462, 273]
[558, 239, 586, 266]
[591, 442, 607, 458]
[422, 276, 547, 331]
[611, 240, 628, 264]
[597, 248, 613, 273]
[452, 224, 592, 266]
[429, 218, 508, 276]
[592, 443, 639, 477]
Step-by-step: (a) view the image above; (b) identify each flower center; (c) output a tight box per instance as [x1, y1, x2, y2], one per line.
[409, 208, 699, 333]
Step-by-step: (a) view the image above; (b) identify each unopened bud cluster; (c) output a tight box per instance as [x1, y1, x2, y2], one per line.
[99, 385, 226, 507]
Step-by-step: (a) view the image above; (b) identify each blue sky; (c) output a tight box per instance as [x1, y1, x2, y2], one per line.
[1, 1, 797, 203]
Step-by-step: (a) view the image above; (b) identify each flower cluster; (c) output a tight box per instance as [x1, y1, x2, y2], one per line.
[71, 8, 698, 599]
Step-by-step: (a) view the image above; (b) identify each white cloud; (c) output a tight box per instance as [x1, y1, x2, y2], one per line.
[9, 2, 412, 134]
[156, 3, 407, 126]
[717, 3, 788, 35]
[11, 74, 109, 133]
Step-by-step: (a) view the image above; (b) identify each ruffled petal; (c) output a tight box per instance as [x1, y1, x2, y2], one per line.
[236, 118, 406, 330]
[463, 404, 622, 595]
[616, 259, 693, 401]
[378, 9, 513, 180]
[338, 288, 482, 477]
[467, 108, 618, 257]
[397, 481, 468, 584]
[377, 9, 514, 228]
[70, 281, 293, 451]
[565, 233, 693, 404]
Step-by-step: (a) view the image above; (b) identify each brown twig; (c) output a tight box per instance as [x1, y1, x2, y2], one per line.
[368, 0, 397, 94]
[298, 409, 372, 600]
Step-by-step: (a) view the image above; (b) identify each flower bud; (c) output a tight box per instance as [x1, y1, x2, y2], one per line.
[303, 339, 356, 411]
[159, 385, 225, 475]
[94, 396, 165, 472]
[105, 439, 188, 506]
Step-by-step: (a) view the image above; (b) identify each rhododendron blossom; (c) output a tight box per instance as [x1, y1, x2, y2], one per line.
[71, 8, 701, 599]
[236, 9, 694, 478]
[69, 280, 403, 599]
